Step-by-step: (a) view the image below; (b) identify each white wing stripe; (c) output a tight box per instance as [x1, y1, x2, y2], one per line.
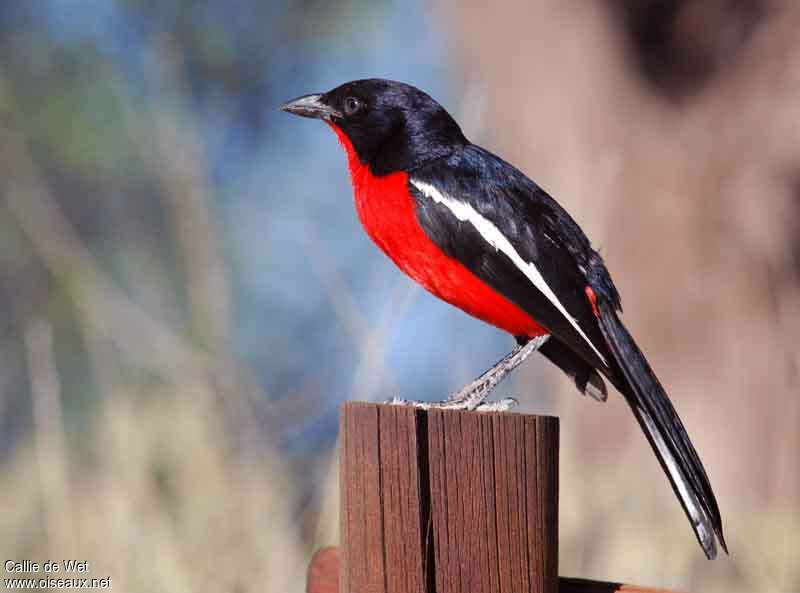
[411, 179, 606, 364]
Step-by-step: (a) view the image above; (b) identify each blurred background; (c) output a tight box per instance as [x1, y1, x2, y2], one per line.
[0, 0, 798, 591]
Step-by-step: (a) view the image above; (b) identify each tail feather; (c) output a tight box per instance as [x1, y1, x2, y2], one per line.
[536, 337, 608, 402]
[595, 301, 727, 559]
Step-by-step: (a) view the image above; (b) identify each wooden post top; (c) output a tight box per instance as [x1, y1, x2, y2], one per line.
[338, 402, 559, 593]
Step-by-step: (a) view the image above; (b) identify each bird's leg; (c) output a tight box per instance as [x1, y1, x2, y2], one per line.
[445, 334, 549, 409]
[388, 334, 549, 412]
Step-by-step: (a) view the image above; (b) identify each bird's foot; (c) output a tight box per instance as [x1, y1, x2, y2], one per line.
[386, 396, 518, 413]
[384, 336, 546, 414]
[474, 398, 518, 412]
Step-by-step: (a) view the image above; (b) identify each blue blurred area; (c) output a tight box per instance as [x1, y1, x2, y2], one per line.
[0, 0, 509, 455]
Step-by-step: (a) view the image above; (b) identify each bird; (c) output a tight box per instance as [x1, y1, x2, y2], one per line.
[281, 78, 726, 559]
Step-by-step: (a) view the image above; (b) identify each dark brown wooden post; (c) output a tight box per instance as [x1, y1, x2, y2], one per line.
[307, 549, 680, 593]
[339, 402, 559, 593]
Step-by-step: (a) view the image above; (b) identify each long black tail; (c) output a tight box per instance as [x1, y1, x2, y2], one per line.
[595, 301, 727, 559]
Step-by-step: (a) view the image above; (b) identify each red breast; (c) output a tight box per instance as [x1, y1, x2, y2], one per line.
[328, 122, 547, 339]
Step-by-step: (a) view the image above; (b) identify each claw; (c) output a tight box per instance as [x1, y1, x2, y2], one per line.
[383, 396, 517, 413]
[386, 397, 433, 410]
[475, 397, 518, 412]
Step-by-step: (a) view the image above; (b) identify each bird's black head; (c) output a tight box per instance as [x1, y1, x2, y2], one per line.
[281, 79, 467, 176]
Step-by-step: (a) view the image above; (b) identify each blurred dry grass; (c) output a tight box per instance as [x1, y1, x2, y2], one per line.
[0, 379, 307, 592]
[0, 50, 317, 590]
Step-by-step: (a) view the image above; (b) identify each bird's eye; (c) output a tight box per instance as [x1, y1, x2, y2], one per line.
[343, 96, 363, 116]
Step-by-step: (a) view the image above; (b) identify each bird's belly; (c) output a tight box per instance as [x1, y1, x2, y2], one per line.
[351, 168, 546, 339]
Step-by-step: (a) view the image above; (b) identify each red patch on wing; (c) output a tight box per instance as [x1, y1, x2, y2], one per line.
[585, 286, 599, 318]
[327, 122, 546, 338]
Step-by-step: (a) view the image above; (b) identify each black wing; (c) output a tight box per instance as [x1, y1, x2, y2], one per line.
[410, 144, 618, 374]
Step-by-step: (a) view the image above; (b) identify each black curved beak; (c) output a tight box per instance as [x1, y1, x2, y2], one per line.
[280, 93, 340, 120]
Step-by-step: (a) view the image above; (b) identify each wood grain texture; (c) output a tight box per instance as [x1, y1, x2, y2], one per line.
[308, 548, 679, 593]
[338, 402, 559, 593]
